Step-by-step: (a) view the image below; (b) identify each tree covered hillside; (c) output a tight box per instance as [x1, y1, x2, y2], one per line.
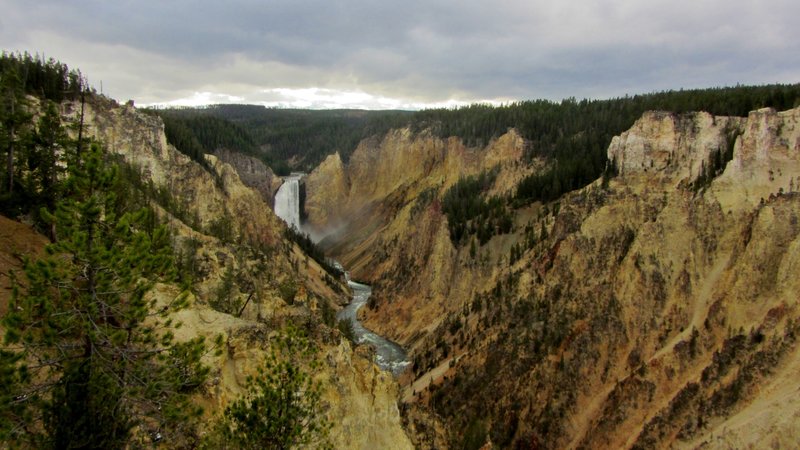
[422, 85, 800, 206]
[153, 85, 800, 206]
[0, 53, 213, 447]
[151, 106, 412, 173]
[426, 85, 800, 249]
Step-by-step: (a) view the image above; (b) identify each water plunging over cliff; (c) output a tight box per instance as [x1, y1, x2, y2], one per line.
[337, 281, 410, 376]
[276, 176, 409, 375]
[274, 173, 303, 230]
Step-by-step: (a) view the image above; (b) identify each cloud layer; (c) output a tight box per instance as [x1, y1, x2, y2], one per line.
[2, 0, 798, 108]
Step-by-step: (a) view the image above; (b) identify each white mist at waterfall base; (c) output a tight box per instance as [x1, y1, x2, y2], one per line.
[275, 177, 409, 375]
[274, 174, 303, 230]
[337, 281, 410, 376]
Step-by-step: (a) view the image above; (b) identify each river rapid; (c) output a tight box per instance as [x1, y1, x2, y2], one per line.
[336, 281, 410, 376]
[274, 176, 409, 375]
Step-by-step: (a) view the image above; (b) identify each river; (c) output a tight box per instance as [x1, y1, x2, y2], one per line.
[274, 176, 409, 376]
[336, 281, 410, 376]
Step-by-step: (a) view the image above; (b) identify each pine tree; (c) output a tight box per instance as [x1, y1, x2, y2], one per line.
[26, 101, 69, 239]
[0, 64, 31, 200]
[203, 327, 329, 450]
[2, 142, 211, 448]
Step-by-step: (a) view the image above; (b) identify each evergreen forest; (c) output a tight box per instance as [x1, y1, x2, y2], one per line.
[149, 106, 413, 173]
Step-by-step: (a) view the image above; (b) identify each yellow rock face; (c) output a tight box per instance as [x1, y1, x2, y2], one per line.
[305, 152, 350, 232]
[306, 107, 800, 448]
[305, 128, 527, 233]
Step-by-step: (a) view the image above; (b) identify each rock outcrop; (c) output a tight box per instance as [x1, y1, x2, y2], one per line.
[607, 111, 741, 182]
[304, 152, 350, 233]
[322, 342, 414, 449]
[607, 107, 800, 212]
[713, 107, 800, 211]
[213, 147, 283, 207]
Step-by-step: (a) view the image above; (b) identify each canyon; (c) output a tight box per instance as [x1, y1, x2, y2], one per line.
[13, 95, 415, 449]
[303, 106, 800, 448]
[4, 87, 800, 449]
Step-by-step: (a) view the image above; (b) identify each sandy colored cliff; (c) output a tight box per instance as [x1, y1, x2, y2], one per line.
[306, 106, 800, 448]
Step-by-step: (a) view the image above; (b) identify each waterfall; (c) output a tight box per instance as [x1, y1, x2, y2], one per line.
[274, 173, 303, 230]
[275, 175, 410, 376]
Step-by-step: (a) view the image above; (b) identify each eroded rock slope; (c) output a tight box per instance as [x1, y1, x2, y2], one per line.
[51, 96, 413, 449]
[308, 106, 800, 448]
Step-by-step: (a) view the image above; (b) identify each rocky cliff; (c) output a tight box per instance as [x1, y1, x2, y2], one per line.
[50, 96, 413, 449]
[306, 128, 526, 232]
[213, 147, 283, 208]
[304, 151, 350, 232]
[306, 106, 800, 448]
[305, 128, 531, 351]
[68, 99, 283, 247]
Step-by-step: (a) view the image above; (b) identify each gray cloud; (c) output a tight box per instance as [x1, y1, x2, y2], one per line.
[2, 0, 799, 108]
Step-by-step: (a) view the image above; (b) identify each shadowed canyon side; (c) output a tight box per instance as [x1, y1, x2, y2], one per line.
[49, 96, 414, 449]
[213, 147, 283, 208]
[305, 107, 800, 448]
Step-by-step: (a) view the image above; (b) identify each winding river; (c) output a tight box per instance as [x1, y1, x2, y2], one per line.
[274, 177, 409, 376]
[336, 281, 410, 376]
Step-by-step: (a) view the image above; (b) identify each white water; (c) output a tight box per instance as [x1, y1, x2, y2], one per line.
[274, 173, 303, 230]
[276, 176, 410, 376]
[337, 281, 411, 376]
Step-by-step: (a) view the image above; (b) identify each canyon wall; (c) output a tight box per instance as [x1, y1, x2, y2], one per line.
[57, 96, 413, 448]
[307, 106, 800, 448]
[213, 147, 283, 207]
[305, 128, 531, 352]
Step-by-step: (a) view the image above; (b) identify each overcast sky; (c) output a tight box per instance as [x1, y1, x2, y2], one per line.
[2, 0, 798, 109]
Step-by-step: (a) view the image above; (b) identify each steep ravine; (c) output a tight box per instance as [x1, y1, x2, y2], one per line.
[304, 129, 531, 351]
[305, 106, 800, 448]
[273, 176, 411, 376]
[336, 281, 411, 376]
